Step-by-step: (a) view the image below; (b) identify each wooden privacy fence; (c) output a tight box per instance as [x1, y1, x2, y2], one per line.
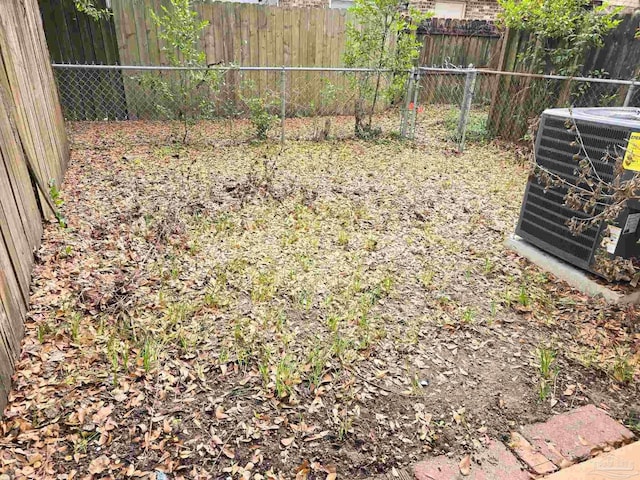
[112, 1, 348, 68]
[109, 1, 384, 119]
[417, 18, 503, 69]
[40, 0, 638, 142]
[485, 13, 640, 142]
[38, 0, 126, 119]
[107, 1, 504, 69]
[39, 0, 120, 65]
[42, 0, 505, 121]
[0, 0, 69, 410]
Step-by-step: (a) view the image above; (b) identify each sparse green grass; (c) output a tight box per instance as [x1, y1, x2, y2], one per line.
[364, 236, 378, 251]
[613, 352, 634, 384]
[419, 269, 435, 290]
[12, 117, 638, 479]
[337, 230, 350, 246]
[307, 344, 328, 389]
[483, 257, 494, 275]
[142, 337, 158, 373]
[461, 307, 475, 323]
[275, 353, 298, 399]
[37, 322, 52, 343]
[444, 108, 491, 144]
[518, 285, 531, 307]
[536, 345, 557, 401]
[251, 271, 278, 302]
[67, 311, 81, 342]
[336, 413, 353, 442]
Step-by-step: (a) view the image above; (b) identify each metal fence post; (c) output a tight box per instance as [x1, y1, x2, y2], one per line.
[410, 69, 421, 139]
[280, 66, 286, 145]
[624, 78, 636, 107]
[457, 65, 477, 152]
[401, 68, 415, 138]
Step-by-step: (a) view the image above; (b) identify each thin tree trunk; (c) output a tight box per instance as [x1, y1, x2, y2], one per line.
[368, 17, 391, 128]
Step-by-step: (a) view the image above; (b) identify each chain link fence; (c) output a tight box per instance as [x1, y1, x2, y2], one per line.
[471, 70, 639, 144]
[53, 65, 407, 144]
[53, 64, 639, 149]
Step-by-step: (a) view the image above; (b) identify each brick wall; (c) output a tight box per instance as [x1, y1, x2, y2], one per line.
[607, 0, 639, 12]
[278, 0, 329, 7]
[411, 0, 500, 19]
[464, 0, 502, 20]
[277, 0, 636, 18]
[278, 0, 329, 8]
[278, 0, 503, 19]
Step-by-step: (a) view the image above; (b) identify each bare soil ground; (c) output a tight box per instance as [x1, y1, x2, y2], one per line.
[1, 111, 639, 480]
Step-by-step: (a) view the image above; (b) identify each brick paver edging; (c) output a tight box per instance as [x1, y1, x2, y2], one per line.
[412, 405, 635, 480]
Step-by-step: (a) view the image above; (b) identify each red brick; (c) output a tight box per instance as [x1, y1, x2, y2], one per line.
[520, 405, 635, 466]
[473, 440, 531, 480]
[413, 440, 529, 480]
[543, 441, 640, 480]
[509, 432, 557, 475]
[414, 456, 459, 480]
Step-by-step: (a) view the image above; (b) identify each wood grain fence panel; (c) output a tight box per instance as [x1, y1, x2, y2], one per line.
[111, 0, 128, 63]
[145, 0, 161, 66]
[283, 7, 291, 67]
[109, 2, 352, 69]
[0, 0, 69, 411]
[134, 0, 151, 66]
[266, 7, 278, 92]
[228, 3, 241, 107]
[30, 0, 69, 177]
[199, 1, 221, 64]
[274, 7, 284, 68]
[39, 0, 63, 62]
[257, 6, 268, 90]
[0, 152, 33, 302]
[0, 296, 18, 398]
[0, 84, 42, 252]
[249, 5, 259, 90]
[19, 3, 59, 203]
[298, 8, 310, 105]
[230, 3, 242, 65]
[39, 0, 119, 64]
[0, 237, 26, 362]
[124, 0, 140, 65]
[320, 8, 329, 68]
[0, 6, 52, 212]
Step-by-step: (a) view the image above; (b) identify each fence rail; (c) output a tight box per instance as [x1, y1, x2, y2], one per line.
[52, 63, 639, 146]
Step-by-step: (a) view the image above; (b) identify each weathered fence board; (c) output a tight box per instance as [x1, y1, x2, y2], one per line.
[417, 19, 503, 69]
[487, 13, 638, 141]
[39, 0, 126, 120]
[108, 1, 503, 69]
[39, 0, 120, 64]
[583, 14, 640, 81]
[0, 0, 69, 410]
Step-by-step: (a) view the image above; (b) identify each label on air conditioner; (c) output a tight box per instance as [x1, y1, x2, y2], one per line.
[601, 225, 621, 254]
[622, 132, 640, 171]
[623, 213, 640, 235]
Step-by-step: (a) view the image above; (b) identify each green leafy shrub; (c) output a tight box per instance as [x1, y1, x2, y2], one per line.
[498, 0, 621, 75]
[139, 0, 222, 143]
[444, 108, 490, 144]
[244, 96, 277, 140]
[73, 0, 111, 20]
[343, 0, 431, 138]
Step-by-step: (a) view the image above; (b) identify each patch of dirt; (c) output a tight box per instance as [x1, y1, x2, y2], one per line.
[1, 112, 638, 479]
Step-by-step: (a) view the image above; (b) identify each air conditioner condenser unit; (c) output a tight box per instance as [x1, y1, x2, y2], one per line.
[515, 107, 640, 275]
